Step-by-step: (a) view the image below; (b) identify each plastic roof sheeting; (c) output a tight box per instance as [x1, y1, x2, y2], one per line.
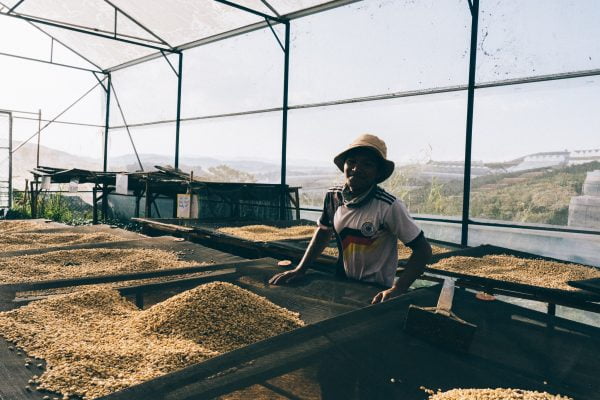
[2, 0, 340, 70]
[39, 25, 156, 69]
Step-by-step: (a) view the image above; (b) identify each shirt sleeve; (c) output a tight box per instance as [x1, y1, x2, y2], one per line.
[317, 192, 334, 230]
[384, 199, 422, 244]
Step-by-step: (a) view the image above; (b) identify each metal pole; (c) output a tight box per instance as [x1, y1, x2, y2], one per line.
[30, 180, 36, 218]
[103, 74, 112, 172]
[92, 186, 98, 225]
[0, 51, 103, 73]
[102, 73, 112, 221]
[36, 109, 41, 168]
[280, 21, 290, 220]
[175, 52, 183, 169]
[8, 113, 12, 208]
[461, 0, 479, 247]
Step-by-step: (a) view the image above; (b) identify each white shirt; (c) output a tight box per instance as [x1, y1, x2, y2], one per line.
[318, 185, 422, 287]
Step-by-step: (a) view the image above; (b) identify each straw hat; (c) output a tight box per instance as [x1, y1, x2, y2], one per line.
[333, 134, 395, 183]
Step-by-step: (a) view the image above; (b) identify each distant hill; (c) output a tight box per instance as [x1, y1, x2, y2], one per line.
[394, 161, 600, 225]
[10, 142, 101, 189]
[7, 144, 338, 188]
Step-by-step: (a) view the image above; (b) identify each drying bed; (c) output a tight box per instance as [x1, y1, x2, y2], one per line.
[101, 284, 600, 400]
[0, 259, 379, 400]
[0, 236, 247, 310]
[0, 219, 66, 234]
[0, 282, 303, 399]
[1, 261, 598, 400]
[431, 254, 600, 291]
[0, 248, 200, 284]
[0, 223, 146, 256]
[133, 218, 459, 266]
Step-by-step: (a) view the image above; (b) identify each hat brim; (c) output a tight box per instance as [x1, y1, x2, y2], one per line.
[333, 146, 395, 183]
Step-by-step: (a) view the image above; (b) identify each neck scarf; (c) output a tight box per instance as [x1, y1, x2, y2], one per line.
[342, 184, 375, 206]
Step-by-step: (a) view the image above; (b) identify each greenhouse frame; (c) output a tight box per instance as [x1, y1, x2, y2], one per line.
[1, 0, 599, 251]
[0, 2, 600, 400]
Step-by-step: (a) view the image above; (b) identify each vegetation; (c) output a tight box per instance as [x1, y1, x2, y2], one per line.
[7, 190, 93, 225]
[203, 165, 257, 183]
[4, 161, 597, 228]
[386, 161, 600, 225]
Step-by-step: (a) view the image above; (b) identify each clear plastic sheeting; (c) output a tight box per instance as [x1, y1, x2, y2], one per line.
[34, 24, 156, 70]
[37, 123, 104, 169]
[470, 77, 600, 228]
[286, 93, 468, 219]
[179, 114, 282, 184]
[110, 54, 178, 126]
[107, 124, 176, 172]
[0, 114, 10, 204]
[108, 0, 261, 47]
[109, 0, 335, 46]
[0, 14, 51, 61]
[17, 0, 123, 36]
[2, 0, 340, 70]
[289, 0, 471, 105]
[476, 0, 600, 81]
[8, 117, 39, 187]
[0, 57, 105, 123]
[181, 27, 283, 118]
[16, 0, 158, 43]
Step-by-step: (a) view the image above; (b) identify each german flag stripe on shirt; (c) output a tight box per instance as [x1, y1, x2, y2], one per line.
[339, 228, 376, 250]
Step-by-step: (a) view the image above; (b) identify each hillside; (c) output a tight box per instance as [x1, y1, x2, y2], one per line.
[394, 161, 600, 225]
[10, 142, 102, 189]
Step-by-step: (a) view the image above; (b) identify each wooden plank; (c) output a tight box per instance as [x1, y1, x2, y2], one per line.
[132, 218, 194, 234]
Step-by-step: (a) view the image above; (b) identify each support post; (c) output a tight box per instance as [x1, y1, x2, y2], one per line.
[461, 0, 479, 247]
[36, 109, 41, 168]
[92, 186, 98, 224]
[174, 52, 183, 169]
[145, 182, 152, 218]
[8, 113, 12, 209]
[134, 189, 141, 218]
[103, 73, 112, 222]
[30, 180, 37, 218]
[279, 20, 291, 220]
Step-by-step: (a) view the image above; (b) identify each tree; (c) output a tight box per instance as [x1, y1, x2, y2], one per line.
[206, 165, 257, 183]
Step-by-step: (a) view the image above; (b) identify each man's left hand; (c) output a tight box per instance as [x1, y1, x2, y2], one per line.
[371, 287, 404, 304]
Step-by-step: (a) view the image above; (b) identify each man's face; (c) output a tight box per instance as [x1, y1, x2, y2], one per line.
[344, 148, 381, 193]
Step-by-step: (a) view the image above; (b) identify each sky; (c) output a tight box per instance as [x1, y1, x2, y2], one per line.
[1, 0, 599, 168]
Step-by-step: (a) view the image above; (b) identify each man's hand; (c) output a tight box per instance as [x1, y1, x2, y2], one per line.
[371, 286, 404, 304]
[269, 268, 305, 285]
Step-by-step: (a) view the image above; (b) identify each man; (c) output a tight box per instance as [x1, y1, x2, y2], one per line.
[270, 134, 432, 303]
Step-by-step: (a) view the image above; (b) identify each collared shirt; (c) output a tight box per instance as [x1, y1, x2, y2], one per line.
[318, 184, 422, 287]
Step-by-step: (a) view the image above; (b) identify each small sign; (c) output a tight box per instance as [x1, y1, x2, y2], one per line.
[41, 176, 51, 190]
[177, 194, 198, 218]
[69, 178, 79, 193]
[177, 194, 191, 218]
[115, 174, 128, 195]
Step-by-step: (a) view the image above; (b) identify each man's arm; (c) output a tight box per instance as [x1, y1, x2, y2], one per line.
[371, 233, 432, 303]
[269, 226, 334, 285]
